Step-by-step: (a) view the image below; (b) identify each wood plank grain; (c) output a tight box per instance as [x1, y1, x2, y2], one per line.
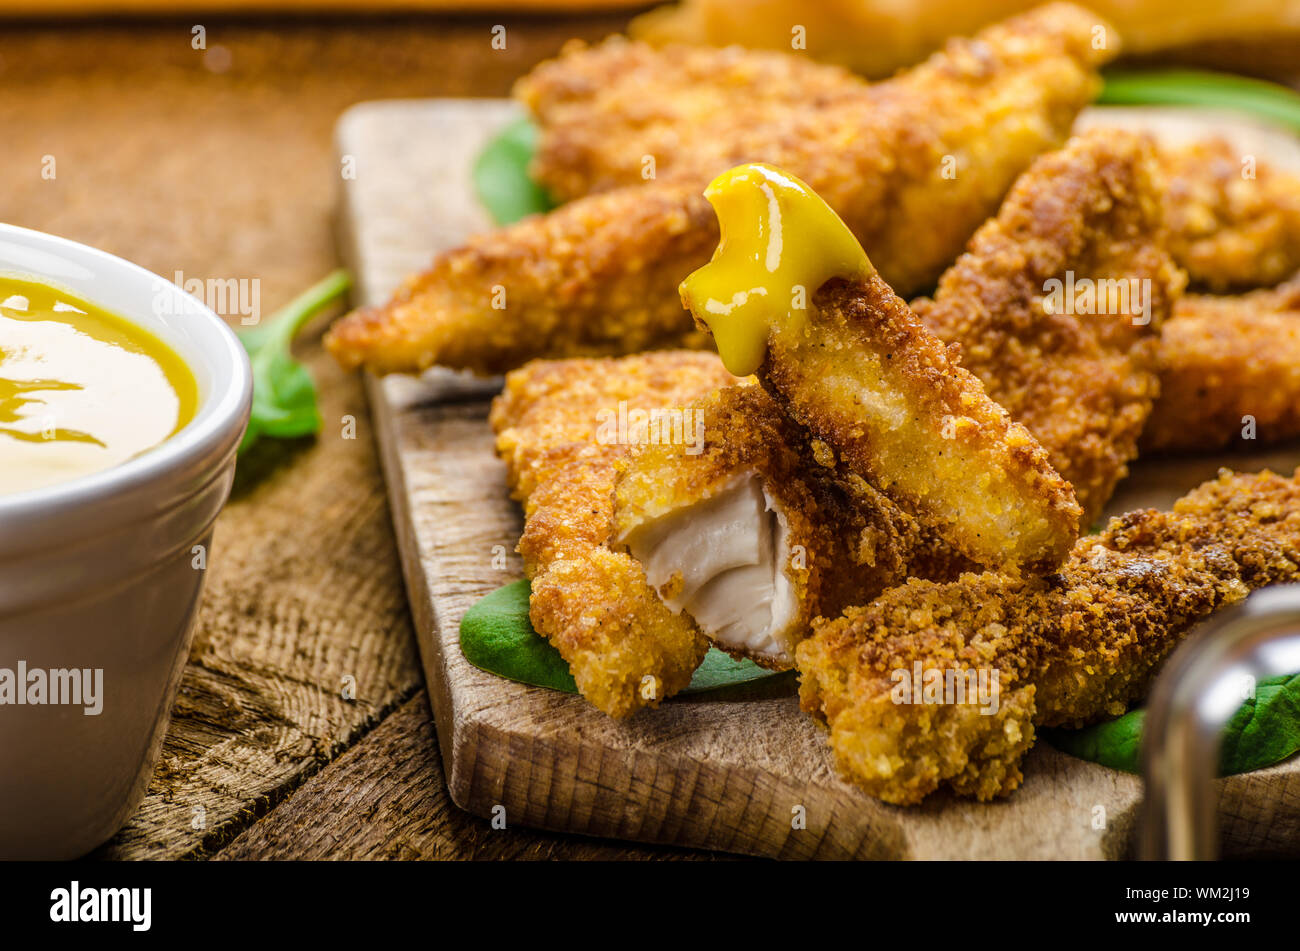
[216, 690, 732, 860]
[338, 98, 1300, 859]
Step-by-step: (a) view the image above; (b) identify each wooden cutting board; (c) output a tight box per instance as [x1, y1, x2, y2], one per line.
[334, 98, 1300, 859]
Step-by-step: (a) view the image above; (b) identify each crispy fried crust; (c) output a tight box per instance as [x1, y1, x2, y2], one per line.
[325, 184, 716, 375]
[521, 449, 709, 718]
[613, 384, 970, 668]
[1158, 138, 1300, 292]
[797, 468, 1300, 805]
[326, 3, 1113, 374]
[1144, 276, 1300, 452]
[490, 350, 733, 502]
[489, 352, 734, 717]
[914, 130, 1185, 526]
[749, 275, 1081, 574]
[515, 39, 865, 203]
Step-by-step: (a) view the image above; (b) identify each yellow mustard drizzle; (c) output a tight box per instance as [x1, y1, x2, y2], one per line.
[679, 162, 874, 377]
[0, 277, 198, 494]
[0, 377, 101, 446]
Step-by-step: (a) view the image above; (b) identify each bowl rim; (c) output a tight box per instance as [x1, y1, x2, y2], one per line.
[0, 222, 252, 518]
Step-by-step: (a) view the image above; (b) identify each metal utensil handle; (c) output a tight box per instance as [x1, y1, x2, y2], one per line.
[1141, 584, 1300, 860]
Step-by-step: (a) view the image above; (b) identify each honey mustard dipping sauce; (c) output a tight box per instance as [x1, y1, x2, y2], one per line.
[679, 162, 873, 378]
[0, 276, 198, 495]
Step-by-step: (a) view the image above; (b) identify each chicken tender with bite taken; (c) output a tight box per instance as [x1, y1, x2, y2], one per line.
[614, 384, 970, 669]
[490, 351, 733, 717]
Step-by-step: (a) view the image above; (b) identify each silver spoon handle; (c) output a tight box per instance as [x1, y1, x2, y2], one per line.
[1141, 584, 1300, 860]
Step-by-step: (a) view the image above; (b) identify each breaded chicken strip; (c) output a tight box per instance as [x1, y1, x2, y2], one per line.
[1144, 276, 1300, 452]
[682, 163, 1081, 574]
[328, 183, 716, 375]
[490, 351, 733, 717]
[614, 384, 969, 669]
[1159, 138, 1300, 292]
[522, 4, 1110, 217]
[516, 40, 865, 202]
[797, 468, 1300, 805]
[914, 130, 1184, 526]
[326, 3, 1112, 374]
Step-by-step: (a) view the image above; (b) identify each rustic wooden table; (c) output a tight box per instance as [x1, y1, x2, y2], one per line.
[0, 12, 722, 860]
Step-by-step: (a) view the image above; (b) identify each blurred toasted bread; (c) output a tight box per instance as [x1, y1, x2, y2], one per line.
[632, 0, 1300, 77]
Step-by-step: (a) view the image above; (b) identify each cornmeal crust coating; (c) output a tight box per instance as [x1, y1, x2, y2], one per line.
[747, 275, 1082, 574]
[797, 468, 1300, 805]
[915, 130, 1184, 526]
[1144, 276, 1300, 452]
[1158, 138, 1300, 293]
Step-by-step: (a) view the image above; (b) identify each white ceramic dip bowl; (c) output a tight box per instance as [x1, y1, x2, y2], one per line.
[0, 223, 251, 859]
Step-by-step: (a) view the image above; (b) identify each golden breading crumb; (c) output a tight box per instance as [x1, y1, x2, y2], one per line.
[914, 129, 1185, 526]
[515, 38, 865, 203]
[1158, 138, 1300, 292]
[1145, 275, 1300, 452]
[490, 349, 734, 502]
[797, 468, 1300, 805]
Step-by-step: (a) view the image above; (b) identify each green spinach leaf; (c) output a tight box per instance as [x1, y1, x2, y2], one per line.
[1099, 68, 1300, 132]
[459, 578, 785, 696]
[1045, 673, 1300, 776]
[1044, 708, 1146, 774]
[685, 648, 784, 693]
[1221, 673, 1300, 774]
[472, 118, 555, 225]
[459, 579, 578, 692]
[237, 269, 352, 455]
